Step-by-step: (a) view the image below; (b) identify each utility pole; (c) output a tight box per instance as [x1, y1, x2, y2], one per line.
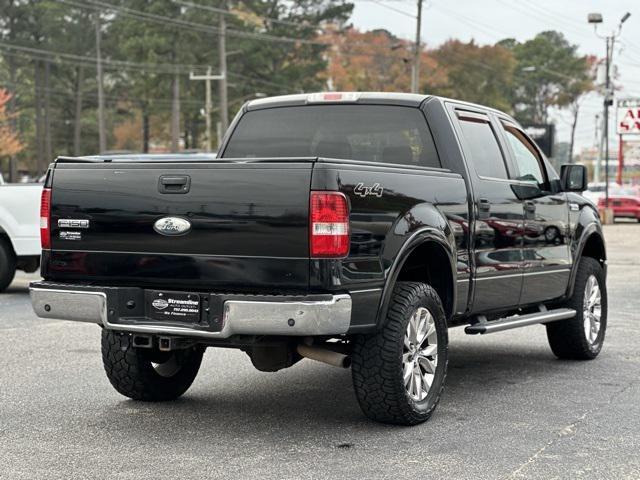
[218, 8, 229, 134]
[190, 67, 224, 152]
[594, 113, 601, 182]
[411, 0, 423, 93]
[171, 70, 180, 152]
[603, 36, 611, 206]
[95, 13, 106, 154]
[588, 12, 631, 212]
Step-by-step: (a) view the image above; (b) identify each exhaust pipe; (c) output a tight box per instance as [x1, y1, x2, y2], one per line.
[297, 344, 351, 369]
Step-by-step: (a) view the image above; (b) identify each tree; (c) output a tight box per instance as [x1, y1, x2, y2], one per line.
[0, 89, 24, 159]
[504, 31, 594, 126]
[558, 55, 596, 163]
[430, 39, 515, 112]
[323, 27, 443, 93]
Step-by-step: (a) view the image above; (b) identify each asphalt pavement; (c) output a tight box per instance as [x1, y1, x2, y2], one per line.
[1, 223, 639, 479]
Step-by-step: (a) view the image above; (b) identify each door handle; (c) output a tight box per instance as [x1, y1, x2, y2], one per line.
[158, 175, 191, 194]
[478, 198, 490, 219]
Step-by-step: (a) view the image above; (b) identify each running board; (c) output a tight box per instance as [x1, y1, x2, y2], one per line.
[465, 308, 576, 335]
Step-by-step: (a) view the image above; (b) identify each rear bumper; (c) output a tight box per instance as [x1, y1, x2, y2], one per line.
[29, 282, 352, 339]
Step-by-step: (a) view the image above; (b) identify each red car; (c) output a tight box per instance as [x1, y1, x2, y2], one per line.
[598, 186, 640, 222]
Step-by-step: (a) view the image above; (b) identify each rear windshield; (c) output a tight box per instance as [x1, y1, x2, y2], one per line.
[222, 105, 441, 168]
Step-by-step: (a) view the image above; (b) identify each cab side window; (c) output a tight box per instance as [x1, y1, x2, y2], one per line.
[457, 113, 509, 180]
[502, 124, 547, 186]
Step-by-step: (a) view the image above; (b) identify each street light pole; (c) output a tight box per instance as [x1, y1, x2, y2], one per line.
[603, 36, 611, 207]
[588, 12, 631, 212]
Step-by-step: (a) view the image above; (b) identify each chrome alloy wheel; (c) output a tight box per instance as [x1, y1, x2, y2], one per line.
[583, 274, 602, 345]
[403, 307, 438, 402]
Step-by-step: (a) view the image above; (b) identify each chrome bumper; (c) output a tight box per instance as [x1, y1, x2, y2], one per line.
[30, 284, 352, 339]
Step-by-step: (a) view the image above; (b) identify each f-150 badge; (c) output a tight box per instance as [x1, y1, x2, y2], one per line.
[354, 183, 383, 198]
[153, 217, 192, 236]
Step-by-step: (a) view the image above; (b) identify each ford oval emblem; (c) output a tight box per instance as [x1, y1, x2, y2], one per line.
[153, 216, 191, 236]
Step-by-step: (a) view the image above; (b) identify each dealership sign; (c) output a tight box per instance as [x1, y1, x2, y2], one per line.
[617, 98, 640, 135]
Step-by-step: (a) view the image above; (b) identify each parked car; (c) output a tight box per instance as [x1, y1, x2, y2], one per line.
[583, 182, 607, 204]
[597, 185, 640, 222]
[0, 180, 42, 291]
[30, 92, 607, 425]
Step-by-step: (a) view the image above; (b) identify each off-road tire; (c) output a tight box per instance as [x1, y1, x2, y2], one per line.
[0, 238, 16, 292]
[546, 257, 607, 360]
[102, 330, 204, 401]
[351, 281, 448, 425]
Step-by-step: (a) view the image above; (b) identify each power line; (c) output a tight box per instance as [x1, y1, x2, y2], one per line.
[174, 0, 309, 29]
[58, 0, 329, 47]
[496, 0, 594, 42]
[369, 0, 415, 19]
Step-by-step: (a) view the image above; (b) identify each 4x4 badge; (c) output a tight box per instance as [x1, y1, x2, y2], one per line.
[354, 183, 383, 198]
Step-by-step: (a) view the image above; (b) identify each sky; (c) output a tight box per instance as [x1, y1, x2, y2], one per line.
[351, 0, 640, 153]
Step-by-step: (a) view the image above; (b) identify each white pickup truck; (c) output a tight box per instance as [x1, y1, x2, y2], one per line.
[0, 176, 41, 291]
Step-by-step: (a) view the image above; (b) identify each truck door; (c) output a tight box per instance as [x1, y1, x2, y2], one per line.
[452, 108, 524, 312]
[496, 120, 572, 305]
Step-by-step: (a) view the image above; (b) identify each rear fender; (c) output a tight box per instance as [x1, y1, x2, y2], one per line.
[375, 224, 456, 330]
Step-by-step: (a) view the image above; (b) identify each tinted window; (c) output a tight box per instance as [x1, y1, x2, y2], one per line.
[459, 119, 508, 179]
[223, 105, 441, 168]
[502, 125, 546, 185]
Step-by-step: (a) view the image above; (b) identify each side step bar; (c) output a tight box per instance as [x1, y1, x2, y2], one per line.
[465, 308, 576, 335]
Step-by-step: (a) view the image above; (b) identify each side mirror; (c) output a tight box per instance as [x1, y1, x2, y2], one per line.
[560, 164, 587, 192]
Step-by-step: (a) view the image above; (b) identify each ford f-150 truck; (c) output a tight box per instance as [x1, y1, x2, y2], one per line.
[30, 92, 607, 425]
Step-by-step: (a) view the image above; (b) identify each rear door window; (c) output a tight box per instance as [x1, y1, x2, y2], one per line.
[457, 112, 509, 179]
[223, 105, 441, 168]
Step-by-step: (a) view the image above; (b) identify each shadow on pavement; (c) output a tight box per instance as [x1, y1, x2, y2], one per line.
[88, 341, 580, 441]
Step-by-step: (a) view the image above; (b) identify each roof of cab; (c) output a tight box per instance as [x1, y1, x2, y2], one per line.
[244, 92, 512, 119]
[246, 92, 431, 110]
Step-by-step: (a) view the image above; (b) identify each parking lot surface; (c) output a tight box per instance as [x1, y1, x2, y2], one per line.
[1, 223, 639, 479]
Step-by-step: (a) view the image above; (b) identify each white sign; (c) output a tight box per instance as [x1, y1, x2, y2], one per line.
[617, 98, 640, 135]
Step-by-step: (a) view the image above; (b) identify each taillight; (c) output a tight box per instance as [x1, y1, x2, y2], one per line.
[310, 191, 350, 258]
[40, 188, 51, 249]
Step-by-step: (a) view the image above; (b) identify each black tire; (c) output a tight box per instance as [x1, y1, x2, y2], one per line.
[546, 257, 607, 360]
[351, 282, 448, 425]
[0, 238, 17, 292]
[101, 330, 204, 401]
[544, 226, 559, 243]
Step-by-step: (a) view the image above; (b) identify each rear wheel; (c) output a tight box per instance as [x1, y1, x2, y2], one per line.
[351, 282, 448, 425]
[546, 257, 607, 360]
[101, 330, 204, 401]
[0, 238, 16, 292]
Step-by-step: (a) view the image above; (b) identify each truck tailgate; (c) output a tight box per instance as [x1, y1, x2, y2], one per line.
[46, 160, 312, 291]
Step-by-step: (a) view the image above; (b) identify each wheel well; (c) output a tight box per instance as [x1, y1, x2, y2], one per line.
[396, 242, 454, 318]
[581, 233, 606, 266]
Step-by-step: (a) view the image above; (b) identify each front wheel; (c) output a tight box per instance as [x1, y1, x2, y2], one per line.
[351, 282, 448, 425]
[101, 330, 204, 401]
[546, 257, 607, 360]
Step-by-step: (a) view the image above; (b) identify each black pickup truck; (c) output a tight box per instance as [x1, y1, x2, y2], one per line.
[30, 92, 607, 425]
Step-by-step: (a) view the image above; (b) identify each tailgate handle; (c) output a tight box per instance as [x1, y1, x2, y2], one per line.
[158, 175, 191, 194]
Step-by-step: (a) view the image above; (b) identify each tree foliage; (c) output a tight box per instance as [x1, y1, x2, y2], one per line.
[501, 31, 594, 124]
[430, 39, 515, 112]
[0, 89, 23, 157]
[0, 2, 596, 177]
